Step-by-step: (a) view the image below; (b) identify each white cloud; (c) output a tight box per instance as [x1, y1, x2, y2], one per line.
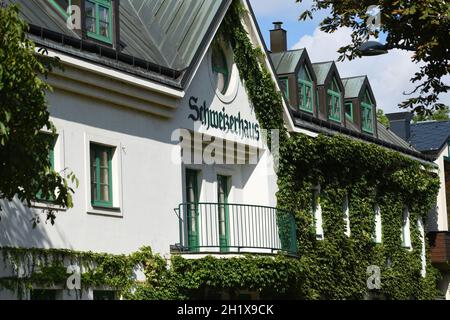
[293, 27, 449, 113]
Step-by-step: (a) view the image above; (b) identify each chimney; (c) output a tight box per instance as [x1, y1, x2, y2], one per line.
[386, 112, 413, 141]
[270, 21, 287, 53]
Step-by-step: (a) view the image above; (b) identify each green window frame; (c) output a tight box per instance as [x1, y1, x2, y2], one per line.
[345, 102, 354, 122]
[327, 78, 342, 122]
[47, 0, 71, 18]
[298, 65, 314, 113]
[279, 77, 289, 99]
[30, 289, 58, 300]
[211, 45, 230, 94]
[361, 91, 374, 133]
[90, 143, 114, 208]
[85, 0, 113, 44]
[36, 134, 56, 203]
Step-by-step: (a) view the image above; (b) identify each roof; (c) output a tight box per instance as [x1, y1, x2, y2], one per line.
[409, 121, 450, 153]
[312, 61, 333, 85]
[11, 0, 230, 87]
[342, 76, 367, 99]
[270, 49, 304, 75]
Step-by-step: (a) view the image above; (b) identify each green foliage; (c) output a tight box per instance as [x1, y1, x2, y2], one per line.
[377, 109, 390, 128]
[297, 0, 449, 115]
[413, 105, 450, 123]
[0, 3, 77, 223]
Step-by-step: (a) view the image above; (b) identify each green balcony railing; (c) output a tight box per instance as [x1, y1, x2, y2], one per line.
[174, 203, 297, 256]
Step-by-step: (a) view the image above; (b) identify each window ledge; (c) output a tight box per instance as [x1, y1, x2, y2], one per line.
[88, 206, 122, 218]
[31, 202, 67, 212]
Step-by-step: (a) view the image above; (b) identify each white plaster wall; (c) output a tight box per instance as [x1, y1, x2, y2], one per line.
[429, 147, 449, 232]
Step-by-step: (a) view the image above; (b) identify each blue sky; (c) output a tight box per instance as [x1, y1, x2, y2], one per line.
[249, 0, 449, 114]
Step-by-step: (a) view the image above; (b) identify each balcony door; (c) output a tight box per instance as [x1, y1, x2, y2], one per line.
[185, 169, 199, 251]
[217, 175, 230, 252]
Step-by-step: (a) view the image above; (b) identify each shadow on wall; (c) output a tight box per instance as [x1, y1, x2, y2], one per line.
[0, 198, 70, 250]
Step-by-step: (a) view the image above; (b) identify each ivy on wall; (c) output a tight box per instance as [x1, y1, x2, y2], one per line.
[0, 0, 442, 300]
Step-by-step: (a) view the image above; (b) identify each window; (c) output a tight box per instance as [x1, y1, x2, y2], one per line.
[327, 77, 341, 122]
[36, 134, 57, 202]
[345, 102, 353, 122]
[279, 77, 289, 99]
[374, 205, 382, 244]
[30, 289, 59, 300]
[312, 187, 324, 240]
[90, 143, 114, 208]
[401, 207, 412, 249]
[298, 65, 314, 113]
[361, 91, 374, 133]
[48, 0, 71, 17]
[93, 290, 116, 300]
[418, 217, 426, 277]
[85, 0, 113, 44]
[211, 44, 230, 95]
[186, 169, 200, 251]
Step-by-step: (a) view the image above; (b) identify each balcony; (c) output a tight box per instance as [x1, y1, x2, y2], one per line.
[173, 203, 297, 256]
[429, 232, 450, 269]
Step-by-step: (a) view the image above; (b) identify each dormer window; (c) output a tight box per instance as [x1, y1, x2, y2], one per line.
[85, 0, 113, 44]
[298, 65, 313, 113]
[211, 44, 230, 95]
[361, 90, 374, 133]
[327, 77, 342, 122]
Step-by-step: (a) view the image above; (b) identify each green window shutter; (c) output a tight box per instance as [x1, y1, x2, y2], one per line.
[327, 77, 342, 122]
[90, 143, 114, 208]
[36, 134, 57, 202]
[217, 175, 230, 252]
[298, 65, 314, 113]
[86, 0, 113, 44]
